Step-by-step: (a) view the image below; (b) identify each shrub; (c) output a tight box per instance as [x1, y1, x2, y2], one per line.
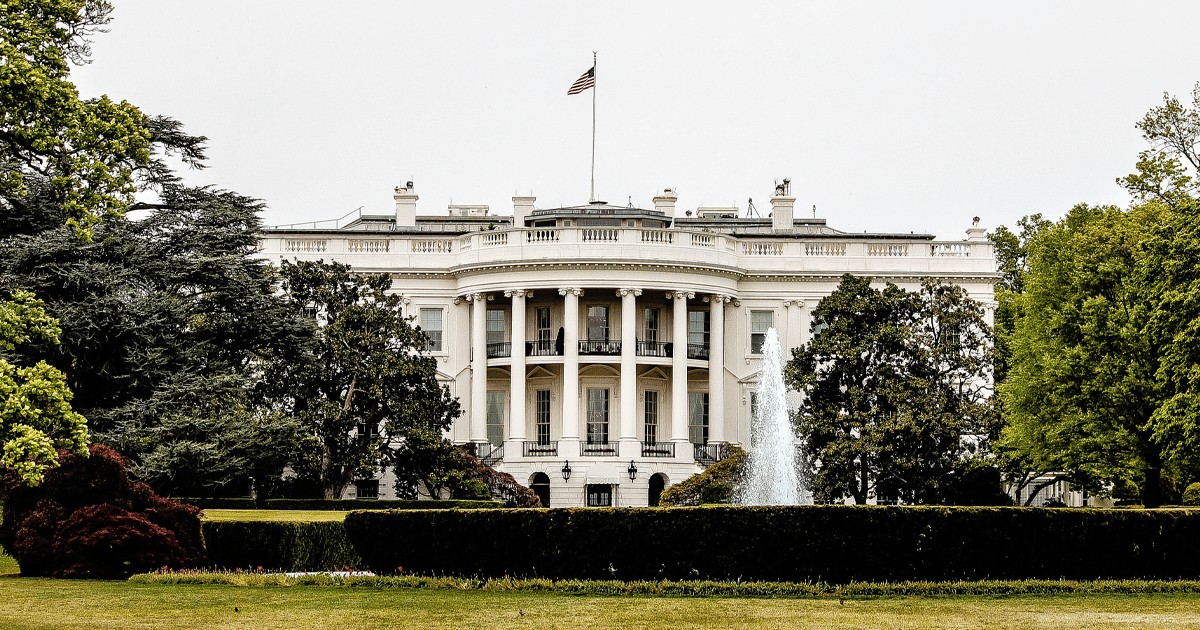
[0, 444, 206, 578]
[202, 520, 360, 572]
[344, 505, 1200, 583]
[1184, 483, 1200, 507]
[660, 446, 746, 506]
[174, 497, 501, 510]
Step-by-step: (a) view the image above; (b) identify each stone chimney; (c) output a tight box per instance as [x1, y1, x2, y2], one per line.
[652, 188, 677, 219]
[394, 181, 418, 228]
[770, 180, 795, 232]
[513, 195, 536, 227]
[966, 216, 987, 241]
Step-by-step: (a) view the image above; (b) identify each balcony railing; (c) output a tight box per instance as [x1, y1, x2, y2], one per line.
[686, 343, 709, 360]
[694, 442, 730, 467]
[526, 339, 561, 356]
[522, 441, 559, 457]
[581, 441, 619, 456]
[579, 339, 621, 355]
[464, 442, 505, 466]
[636, 340, 672, 357]
[641, 441, 675, 458]
[486, 342, 511, 358]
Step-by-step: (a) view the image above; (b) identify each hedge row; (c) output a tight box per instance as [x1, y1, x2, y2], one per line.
[178, 498, 500, 510]
[128, 572, 1200, 596]
[343, 505, 1200, 583]
[201, 521, 359, 572]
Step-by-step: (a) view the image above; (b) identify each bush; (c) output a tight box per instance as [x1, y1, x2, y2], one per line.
[0, 444, 206, 578]
[660, 446, 746, 506]
[202, 520, 360, 572]
[174, 497, 501, 510]
[344, 505, 1200, 583]
[1184, 483, 1200, 507]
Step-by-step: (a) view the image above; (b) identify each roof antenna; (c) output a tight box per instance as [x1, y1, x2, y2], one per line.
[627, 195, 633, 208]
[813, 204, 817, 218]
[747, 197, 759, 217]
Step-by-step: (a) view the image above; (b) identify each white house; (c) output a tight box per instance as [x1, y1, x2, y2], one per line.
[258, 182, 997, 507]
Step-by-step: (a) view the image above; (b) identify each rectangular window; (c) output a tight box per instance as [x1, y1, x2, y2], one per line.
[643, 308, 660, 343]
[644, 391, 659, 444]
[586, 388, 609, 444]
[585, 484, 613, 507]
[535, 389, 551, 445]
[420, 308, 443, 352]
[486, 391, 505, 447]
[486, 309, 506, 345]
[587, 305, 609, 341]
[687, 311, 709, 347]
[536, 307, 552, 341]
[354, 479, 379, 500]
[749, 391, 759, 424]
[750, 310, 774, 355]
[689, 392, 709, 445]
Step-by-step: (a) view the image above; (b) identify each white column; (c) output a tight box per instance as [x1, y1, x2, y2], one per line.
[670, 291, 693, 450]
[618, 288, 641, 457]
[506, 290, 529, 446]
[469, 292, 489, 443]
[708, 295, 727, 444]
[559, 288, 582, 446]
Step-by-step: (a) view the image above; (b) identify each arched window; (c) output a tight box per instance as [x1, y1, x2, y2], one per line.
[530, 472, 551, 508]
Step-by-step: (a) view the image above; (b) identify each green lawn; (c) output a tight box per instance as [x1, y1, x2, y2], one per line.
[1, 577, 1200, 629]
[200, 509, 346, 522]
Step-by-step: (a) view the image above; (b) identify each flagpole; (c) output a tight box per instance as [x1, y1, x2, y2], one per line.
[590, 51, 597, 203]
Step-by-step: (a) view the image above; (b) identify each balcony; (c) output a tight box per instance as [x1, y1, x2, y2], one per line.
[486, 342, 511, 358]
[641, 441, 675, 458]
[636, 341, 672, 357]
[581, 441, 619, 456]
[686, 343, 709, 360]
[579, 339, 621, 356]
[523, 441, 559, 457]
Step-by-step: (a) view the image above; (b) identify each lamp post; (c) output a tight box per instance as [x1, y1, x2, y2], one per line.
[627, 460, 638, 481]
[561, 460, 572, 481]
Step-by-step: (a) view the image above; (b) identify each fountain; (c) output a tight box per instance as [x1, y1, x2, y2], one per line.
[736, 327, 811, 505]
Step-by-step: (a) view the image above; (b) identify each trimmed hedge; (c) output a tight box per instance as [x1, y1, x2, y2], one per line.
[178, 498, 501, 510]
[343, 505, 1200, 583]
[202, 521, 359, 571]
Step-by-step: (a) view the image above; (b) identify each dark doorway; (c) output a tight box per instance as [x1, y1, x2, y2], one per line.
[648, 473, 667, 507]
[530, 472, 551, 508]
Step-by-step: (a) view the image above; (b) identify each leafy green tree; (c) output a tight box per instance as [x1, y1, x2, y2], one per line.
[788, 275, 994, 504]
[0, 290, 88, 485]
[275, 260, 461, 500]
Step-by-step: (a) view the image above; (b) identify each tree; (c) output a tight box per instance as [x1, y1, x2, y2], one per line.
[275, 260, 461, 500]
[788, 275, 994, 504]
[0, 0, 196, 239]
[0, 290, 88, 485]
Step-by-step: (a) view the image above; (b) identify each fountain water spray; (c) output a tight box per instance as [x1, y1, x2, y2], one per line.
[737, 328, 810, 505]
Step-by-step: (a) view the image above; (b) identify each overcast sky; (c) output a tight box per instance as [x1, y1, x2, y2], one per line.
[72, 1, 1199, 240]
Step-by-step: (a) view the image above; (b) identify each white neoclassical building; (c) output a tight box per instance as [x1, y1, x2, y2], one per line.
[258, 182, 997, 507]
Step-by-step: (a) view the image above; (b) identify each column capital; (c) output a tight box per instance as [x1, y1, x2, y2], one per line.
[558, 287, 584, 297]
[462, 292, 493, 302]
[704, 294, 733, 304]
[667, 291, 695, 300]
[504, 289, 533, 298]
[616, 288, 643, 298]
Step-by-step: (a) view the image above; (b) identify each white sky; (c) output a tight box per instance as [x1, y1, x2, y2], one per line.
[72, 1, 1199, 240]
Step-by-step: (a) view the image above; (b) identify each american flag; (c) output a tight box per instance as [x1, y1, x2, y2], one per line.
[567, 66, 595, 95]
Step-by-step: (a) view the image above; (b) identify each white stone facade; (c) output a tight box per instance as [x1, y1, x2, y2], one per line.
[259, 184, 998, 507]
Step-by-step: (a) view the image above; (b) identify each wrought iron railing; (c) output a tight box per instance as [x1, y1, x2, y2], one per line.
[687, 343, 709, 360]
[579, 339, 621, 355]
[479, 443, 504, 466]
[522, 441, 559, 457]
[581, 441, 619, 456]
[636, 340, 672, 357]
[486, 342, 511, 358]
[694, 442, 730, 467]
[641, 441, 675, 458]
[526, 339, 561, 356]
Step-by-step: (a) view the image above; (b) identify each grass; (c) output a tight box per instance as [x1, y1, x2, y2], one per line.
[2, 576, 1200, 629]
[201, 509, 346, 522]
